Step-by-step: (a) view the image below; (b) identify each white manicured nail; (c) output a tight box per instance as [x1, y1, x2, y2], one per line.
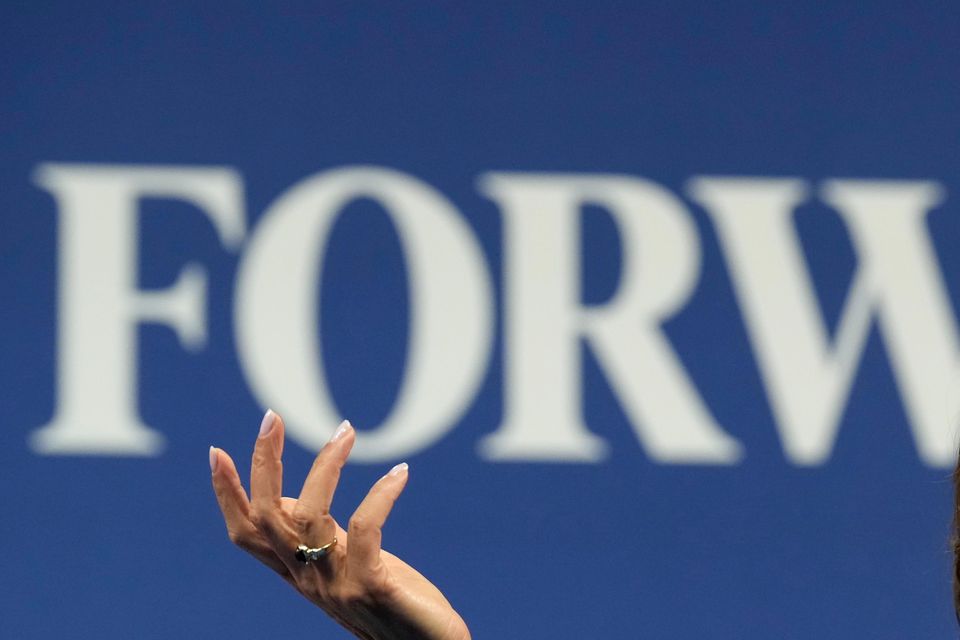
[388, 462, 408, 477]
[259, 409, 277, 437]
[330, 419, 352, 443]
[209, 446, 218, 473]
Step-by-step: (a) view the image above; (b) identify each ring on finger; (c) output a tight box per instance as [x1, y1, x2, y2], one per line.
[295, 537, 338, 564]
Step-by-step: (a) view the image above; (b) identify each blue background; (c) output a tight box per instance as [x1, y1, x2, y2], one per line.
[2, 2, 958, 638]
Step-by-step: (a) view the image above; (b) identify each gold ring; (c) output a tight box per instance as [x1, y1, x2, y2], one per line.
[295, 538, 337, 564]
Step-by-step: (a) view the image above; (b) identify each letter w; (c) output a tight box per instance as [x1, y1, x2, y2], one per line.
[689, 178, 957, 467]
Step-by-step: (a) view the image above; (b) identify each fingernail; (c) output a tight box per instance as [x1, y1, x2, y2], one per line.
[259, 409, 277, 437]
[330, 419, 352, 443]
[388, 462, 408, 477]
[209, 446, 219, 473]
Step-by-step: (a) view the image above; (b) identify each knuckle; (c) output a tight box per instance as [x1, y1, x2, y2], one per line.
[313, 457, 342, 479]
[249, 508, 271, 533]
[290, 511, 314, 534]
[348, 514, 371, 535]
[228, 526, 262, 555]
[366, 578, 394, 602]
[227, 528, 246, 546]
[252, 452, 279, 475]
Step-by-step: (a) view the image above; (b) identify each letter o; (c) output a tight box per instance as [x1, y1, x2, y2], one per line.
[234, 167, 493, 461]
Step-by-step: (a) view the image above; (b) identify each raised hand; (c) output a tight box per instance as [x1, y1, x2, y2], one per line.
[210, 410, 471, 640]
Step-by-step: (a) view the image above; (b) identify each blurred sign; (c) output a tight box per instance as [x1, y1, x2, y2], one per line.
[35, 164, 957, 467]
[3, 4, 958, 639]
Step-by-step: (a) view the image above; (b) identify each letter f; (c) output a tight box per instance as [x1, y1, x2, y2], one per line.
[31, 164, 244, 455]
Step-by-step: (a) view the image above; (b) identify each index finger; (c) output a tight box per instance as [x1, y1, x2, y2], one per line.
[249, 410, 298, 559]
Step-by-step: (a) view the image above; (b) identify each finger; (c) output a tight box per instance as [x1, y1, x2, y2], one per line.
[294, 420, 355, 540]
[249, 410, 299, 560]
[210, 446, 292, 579]
[346, 462, 409, 578]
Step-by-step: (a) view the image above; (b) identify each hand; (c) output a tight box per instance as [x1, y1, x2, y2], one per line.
[210, 410, 472, 640]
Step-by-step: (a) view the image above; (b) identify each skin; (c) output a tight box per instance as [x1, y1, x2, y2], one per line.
[210, 410, 472, 640]
[215, 412, 960, 632]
